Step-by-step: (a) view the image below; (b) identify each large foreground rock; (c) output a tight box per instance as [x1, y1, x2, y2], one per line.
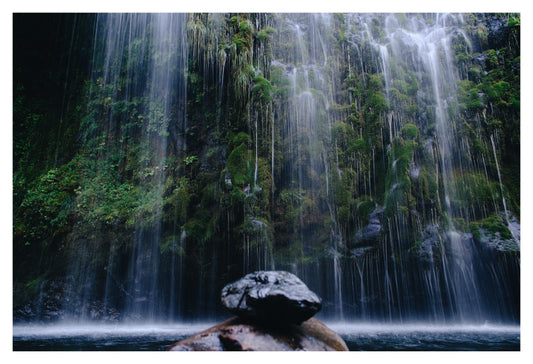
[168, 316, 348, 351]
[221, 270, 321, 325]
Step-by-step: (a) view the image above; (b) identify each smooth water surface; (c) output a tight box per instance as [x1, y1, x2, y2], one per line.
[328, 322, 520, 351]
[13, 322, 520, 351]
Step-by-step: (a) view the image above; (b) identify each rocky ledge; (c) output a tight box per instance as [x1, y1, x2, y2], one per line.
[168, 270, 348, 351]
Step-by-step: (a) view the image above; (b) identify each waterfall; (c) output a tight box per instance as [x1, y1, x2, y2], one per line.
[14, 13, 519, 325]
[270, 14, 346, 318]
[61, 13, 188, 321]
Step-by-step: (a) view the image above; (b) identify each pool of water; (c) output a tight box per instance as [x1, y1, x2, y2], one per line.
[327, 322, 520, 351]
[12, 323, 209, 351]
[13, 322, 520, 351]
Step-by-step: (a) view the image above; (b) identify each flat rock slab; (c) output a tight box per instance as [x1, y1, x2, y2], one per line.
[220, 271, 322, 325]
[168, 316, 348, 351]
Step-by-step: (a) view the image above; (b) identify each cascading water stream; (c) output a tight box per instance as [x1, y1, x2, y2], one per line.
[344, 13, 519, 322]
[62, 13, 189, 322]
[13, 13, 519, 329]
[271, 13, 346, 319]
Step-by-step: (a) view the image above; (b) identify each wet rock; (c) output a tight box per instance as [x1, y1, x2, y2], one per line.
[221, 271, 321, 325]
[168, 316, 348, 351]
[363, 210, 382, 241]
[415, 224, 442, 266]
[475, 228, 520, 253]
[13, 279, 66, 322]
[354, 209, 383, 244]
[482, 14, 509, 49]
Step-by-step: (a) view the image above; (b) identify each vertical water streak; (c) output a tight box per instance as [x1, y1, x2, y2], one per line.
[354, 13, 507, 322]
[64, 13, 188, 322]
[273, 14, 347, 318]
[41, 12, 519, 325]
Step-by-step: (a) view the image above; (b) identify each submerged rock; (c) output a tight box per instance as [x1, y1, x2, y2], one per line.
[168, 316, 348, 351]
[220, 271, 322, 325]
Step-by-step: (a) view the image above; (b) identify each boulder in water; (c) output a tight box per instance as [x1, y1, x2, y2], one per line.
[220, 271, 321, 325]
[168, 316, 348, 351]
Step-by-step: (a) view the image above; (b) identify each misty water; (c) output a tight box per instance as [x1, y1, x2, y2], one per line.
[13, 322, 520, 351]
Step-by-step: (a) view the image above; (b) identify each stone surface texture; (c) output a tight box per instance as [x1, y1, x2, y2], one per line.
[168, 316, 348, 351]
[220, 270, 322, 325]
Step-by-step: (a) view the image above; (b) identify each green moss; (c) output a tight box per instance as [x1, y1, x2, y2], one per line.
[401, 123, 419, 140]
[475, 23, 488, 48]
[384, 137, 416, 216]
[231, 185, 246, 204]
[239, 20, 252, 34]
[458, 80, 484, 112]
[363, 74, 388, 119]
[406, 71, 419, 95]
[470, 214, 513, 241]
[172, 180, 192, 223]
[456, 172, 506, 215]
[252, 75, 273, 103]
[348, 138, 367, 153]
[256, 26, 276, 41]
[354, 197, 376, 225]
[508, 15, 520, 28]
[226, 142, 252, 187]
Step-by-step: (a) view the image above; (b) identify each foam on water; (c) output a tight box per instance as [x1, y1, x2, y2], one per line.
[14, 320, 520, 339]
[13, 321, 520, 351]
[13, 322, 214, 339]
[325, 321, 520, 335]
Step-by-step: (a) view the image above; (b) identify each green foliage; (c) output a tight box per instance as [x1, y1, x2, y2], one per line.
[508, 15, 520, 28]
[470, 214, 513, 241]
[406, 72, 419, 95]
[256, 26, 276, 41]
[458, 80, 484, 112]
[252, 75, 273, 103]
[16, 158, 80, 244]
[226, 142, 252, 186]
[231, 132, 252, 148]
[363, 74, 388, 119]
[354, 197, 376, 225]
[475, 23, 488, 48]
[384, 136, 416, 216]
[166, 178, 192, 224]
[459, 172, 502, 211]
[184, 155, 199, 166]
[74, 162, 140, 230]
[401, 123, 419, 140]
[348, 138, 367, 153]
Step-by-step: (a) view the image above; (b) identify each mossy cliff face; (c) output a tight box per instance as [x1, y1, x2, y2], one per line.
[13, 13, 519, 322]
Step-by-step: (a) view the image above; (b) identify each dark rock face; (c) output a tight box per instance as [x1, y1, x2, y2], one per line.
[13, 280, 66, 322]
[353, 208, 383, 245]
[220, 271, 322, 325]
[415, 224, 441, 266]
[361, 209, 382, 241]
[168, 316, 348, 351]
